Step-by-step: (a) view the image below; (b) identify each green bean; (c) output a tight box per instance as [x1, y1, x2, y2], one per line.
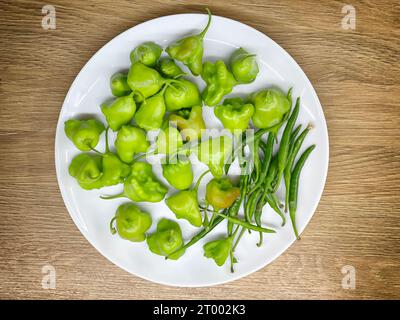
[216, 211, 276, 233]
[289, 144, 316, 239]
[284, 124, 312, 212]
[272, 97, 300, 193]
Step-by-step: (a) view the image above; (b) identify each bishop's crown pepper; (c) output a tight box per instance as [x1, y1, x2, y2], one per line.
[205, 177, 240, 211]
[115, 125, 149, 164]
[166, 8, 212, 76]
[64, 119, 105, 151]
[156, 126, 183, 155]
[230, 47, 259, 84]
[169, 105, 205, 141]
[214, 97, 254, 133]
[162, 156, 193, 190]
[100, 93, 136, 131]
[110, 72, 131, 97]
[130, 41, 163, 67]
[69, 153, 103, 190]
[164, 78, 202, 112]
[201, 60, 236, 106]
[147, 218, 185, 260]
[203, 236, 233, 266]
[109, 202, 152, 242]
[158, 57, 184, 78]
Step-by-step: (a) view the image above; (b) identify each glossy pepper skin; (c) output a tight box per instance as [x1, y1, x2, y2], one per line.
[101, 152, 131, 186]
[130, 42, 162, 67]
[147, 218, 185, 260]
[123, 162, 168, 202]
[214, 97, 254, 133]
[127, 62, 176, 99]
[110, 203, 152, 242]
[162, 156, 193, 190]
[206, 177, 240, 211]
[101, 93, 136, 131]
[64, 119, 105, 151]
[134, 85, 166, 131]
[164, 78, 202, 112]
[203, 237, 233, 266]
[249, 88, 292, 129]
[69, 153, 103, 190]
[156, 126, 183, 155]
[201, 60, 237, 106]
[110, 72, 131, 97]
[166, 9, 212, 76]
[169, 105, 205, 141]
[158, 57, 184, 78]
[230, 48, 259, 84]
[115, 125, 149, 163]
[166, 188, 202, 227]
[195, 136, 232, 178]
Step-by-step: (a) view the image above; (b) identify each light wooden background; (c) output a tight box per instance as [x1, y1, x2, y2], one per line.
[0, 0, 399, 299]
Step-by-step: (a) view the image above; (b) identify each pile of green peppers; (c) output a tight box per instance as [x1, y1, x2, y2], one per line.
[64, 8, 315, 271]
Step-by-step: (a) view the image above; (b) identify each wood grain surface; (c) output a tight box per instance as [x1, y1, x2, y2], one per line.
[0, 0, 399, 300]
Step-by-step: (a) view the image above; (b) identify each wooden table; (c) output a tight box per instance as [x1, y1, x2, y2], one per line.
[1, 0, 399, 300]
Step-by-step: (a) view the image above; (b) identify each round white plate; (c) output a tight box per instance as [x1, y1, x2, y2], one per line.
[55, 13, 329, 287]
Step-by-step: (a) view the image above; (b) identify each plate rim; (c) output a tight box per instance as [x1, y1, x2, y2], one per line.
[55, 12, 329, 287]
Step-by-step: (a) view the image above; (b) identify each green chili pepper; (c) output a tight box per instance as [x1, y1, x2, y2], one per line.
[227, 174, 247, 235]
[215, 211, 276, 233]
[166, 8, 212, 76]
[164, 78, 202, 112]
[110, 72, 131, 97]
[214, 97, 254, 133]
[169, 105, 205, 141]
[289, 144, 315, 239]
[230, 47, 259, 84]
[147, 218, 185, 260]
[165, 170, 209, 227]
[156, 126, 183, 155]
[114, 125, 149, 164]
[203, 236, 233, 266]
[249, 88, 292, 129]
[162, 156, 193, 190]
[201, 60, 237, 106]
[158, 57, 184, 78]
[64, 119, 105, 152]
[101, 162, 167, 202]
[205, 177, 240, 211]
[127, 62, 179, 99]
[69, 153, 103, 190]
[134, 85, 167, 131]
[100, 93, 136, 131]
[130, 42, 162, 67]
[273, 97, 300, 193]
[284, 125, 311, 212]
[194, 136, 233, 178]
[109, 203, 152, 242]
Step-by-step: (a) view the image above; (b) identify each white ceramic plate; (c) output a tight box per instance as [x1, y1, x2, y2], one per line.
[55, 13, 329, 287]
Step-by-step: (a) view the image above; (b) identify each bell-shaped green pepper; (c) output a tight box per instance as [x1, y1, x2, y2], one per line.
[134, 85, 167, 131]
[194, 136, 232, 178]
[110, 203, 152, 242]
[169, 105, 205, 141]
[127, 62, 178, 99]
[203, 237, 233, 266]
[130, 42, 162, 67]
[205, 177, 240, 211]
[147, 218, 185, 260]
[166, 9, 212, 76]
[214, 97, 254, 133]
[102, 162, 167, 202]
[162, 156, 193, 190]
[230, 48, 259, 84]
[110, 72, 131, 97]
[101, 152, 131, 186]
[69, 153, 103, 190]
[115, 125, 149, 163]
[158, 57, 184, 78]
[164, 78, 202, 112]
[64, 119, 105, 151]
[249, 88, 292, 129]
[100, 93, 136, 131]
[156, 126, 183, 155]
[165, 170, 208, 227]
[201, 60, 237, 106]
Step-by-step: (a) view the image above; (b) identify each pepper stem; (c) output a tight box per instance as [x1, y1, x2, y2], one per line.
[193, 170, 210, 192]
[100, 193, 124, 200]
[89, 146, 103, 155]
[133, 90, 146, 105]
[105, 126, 110, 153]
[109, 216, 117, 235]
[199, 8, 212, 39]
